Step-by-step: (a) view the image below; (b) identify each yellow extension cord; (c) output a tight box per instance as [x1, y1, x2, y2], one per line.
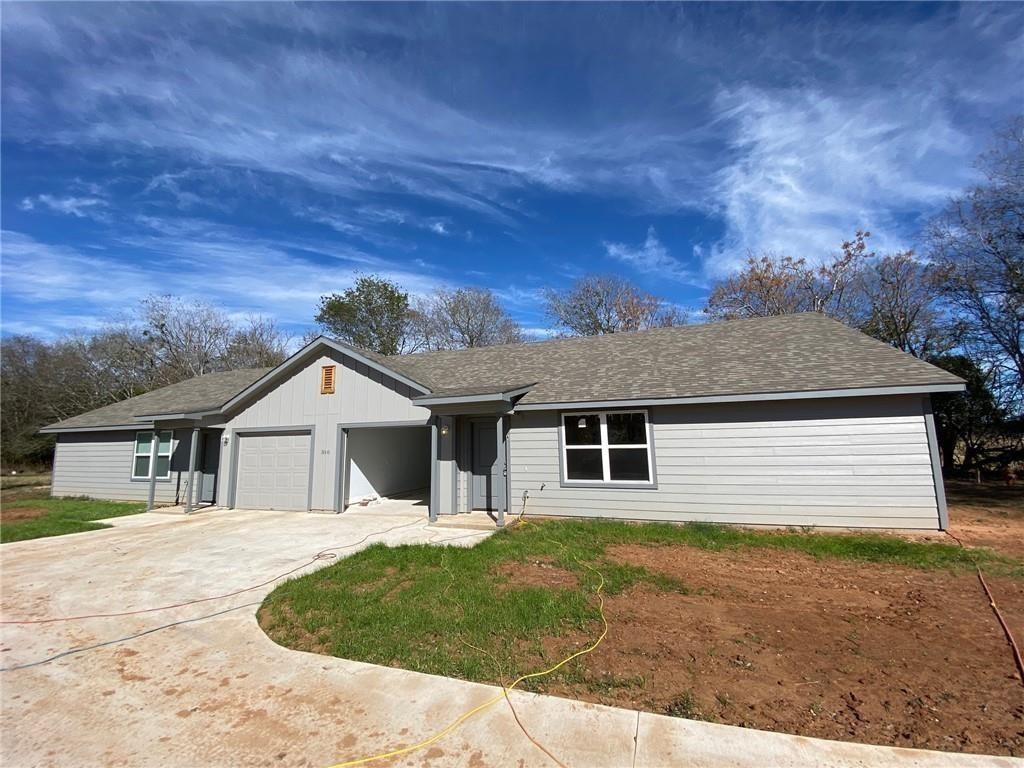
[327, 514, 607, 768]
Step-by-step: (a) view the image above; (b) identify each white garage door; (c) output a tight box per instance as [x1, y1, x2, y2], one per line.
[235, 432, 311, 511]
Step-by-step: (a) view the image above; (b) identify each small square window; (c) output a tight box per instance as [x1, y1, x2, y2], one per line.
[320, 365, 336, 394]
[132, 430, 173, 480]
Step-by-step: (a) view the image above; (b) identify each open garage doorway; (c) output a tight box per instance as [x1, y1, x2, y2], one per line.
[338, 423, 431, 510]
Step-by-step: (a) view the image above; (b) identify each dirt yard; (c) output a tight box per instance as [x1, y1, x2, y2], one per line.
[510, 489, 1024, 757]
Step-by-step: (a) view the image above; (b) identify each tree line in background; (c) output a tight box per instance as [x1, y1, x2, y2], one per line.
[2, 119, 1020, 475]
[313, 272, 687, 356]
[1, 297, 290, 466]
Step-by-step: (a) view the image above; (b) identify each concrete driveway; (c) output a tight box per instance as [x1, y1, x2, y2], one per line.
[1, 505, 1014, 768]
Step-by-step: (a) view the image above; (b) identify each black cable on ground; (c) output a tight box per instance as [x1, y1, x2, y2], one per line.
[1, 601, 261, 672]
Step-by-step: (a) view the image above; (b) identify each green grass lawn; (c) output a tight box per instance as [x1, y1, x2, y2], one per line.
[258, 519, 1021, 686]
[0, 497, 147, 543]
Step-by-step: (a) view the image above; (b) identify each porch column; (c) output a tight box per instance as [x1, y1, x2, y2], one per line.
[495, 414, 506, 527]
[146, 430, 160, 512]
[185, 426, 200, 514]
[429, 419, 439, 522]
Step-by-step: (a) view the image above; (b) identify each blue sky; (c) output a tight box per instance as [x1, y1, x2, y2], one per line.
[2, 2, 1021, 341]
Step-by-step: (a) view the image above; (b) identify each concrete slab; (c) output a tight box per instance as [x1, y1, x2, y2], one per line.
[1, 507, 1017, 768]
[635, 711, 1019, 768]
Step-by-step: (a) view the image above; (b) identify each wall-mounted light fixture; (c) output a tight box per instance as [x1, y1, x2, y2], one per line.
[440, 424, 450, 437]
[222, 435, 230, 446]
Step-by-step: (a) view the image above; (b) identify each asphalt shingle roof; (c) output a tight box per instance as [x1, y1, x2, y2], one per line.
[41, 368, 272, 431]
[383, 313, 963, 405]
[44, 314, 963, 431]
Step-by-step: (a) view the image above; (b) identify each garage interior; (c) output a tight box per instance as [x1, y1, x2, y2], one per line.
[341, 425, 430, 509]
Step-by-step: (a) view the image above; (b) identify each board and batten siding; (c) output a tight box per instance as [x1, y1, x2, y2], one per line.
[52, 429, 193, 504]
[220, 350, 430, 510]
[509, 395, 942, 529]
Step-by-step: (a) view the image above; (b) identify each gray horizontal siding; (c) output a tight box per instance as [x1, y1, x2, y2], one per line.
[52, 430, 193, 504]
[508, 395, 940, 530]
[222, 350, 430, 510]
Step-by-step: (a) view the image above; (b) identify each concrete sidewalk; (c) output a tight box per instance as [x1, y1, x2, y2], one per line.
[1, 507, 1017, 767]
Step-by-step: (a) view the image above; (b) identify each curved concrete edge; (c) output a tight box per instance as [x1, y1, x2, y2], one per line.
[634, 710, 1021, 768]
[248, 612, 1019, 768]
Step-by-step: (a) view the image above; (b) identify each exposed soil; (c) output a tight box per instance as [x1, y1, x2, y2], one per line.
[496, 559, 578, 589]
[513, 545, 1024, 756]
[0, 506, 47, 522]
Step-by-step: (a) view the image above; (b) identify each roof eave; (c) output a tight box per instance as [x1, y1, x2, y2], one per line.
[130, 408, 222, 422]
[413, 383, 535, 407]
[39, 422, 153, 434]
[512, 382, 967, 411]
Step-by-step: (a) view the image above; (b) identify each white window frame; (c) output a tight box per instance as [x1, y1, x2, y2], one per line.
[560, 410, 654, 486]
[132, 430, 173, 480]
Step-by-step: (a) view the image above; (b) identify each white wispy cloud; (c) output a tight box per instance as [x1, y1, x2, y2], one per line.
[701, 85, 980, 275]
[19, 194, 109, 219]
[1, 1, 1020, 313]
[0, 227, 453, 337]
[603, 226, 695, 283]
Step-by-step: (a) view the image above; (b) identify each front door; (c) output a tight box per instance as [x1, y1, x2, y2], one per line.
[199, 431, 221, 504]
[471, 421, 498, 511]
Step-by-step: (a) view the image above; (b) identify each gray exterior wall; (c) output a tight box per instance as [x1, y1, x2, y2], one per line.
[508, 395, 942, 529]
[220, 350, 430, 511]
[52, 429, 194, 504]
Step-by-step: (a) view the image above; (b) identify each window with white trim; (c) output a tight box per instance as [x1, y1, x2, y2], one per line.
[561, 411, 653, 484]
[132, 430, 173, 479]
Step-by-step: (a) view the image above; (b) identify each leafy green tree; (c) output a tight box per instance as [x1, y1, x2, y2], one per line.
[315, 275, 416, 355]
[928, 354, 1003, 474]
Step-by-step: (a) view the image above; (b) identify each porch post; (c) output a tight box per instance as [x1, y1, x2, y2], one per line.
[495, 414, 506, 527]
[429, 418, 439, 522]
[185, 426, 200, 515]
[146, 430, 160, 512]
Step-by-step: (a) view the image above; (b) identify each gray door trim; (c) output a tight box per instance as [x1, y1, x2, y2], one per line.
[229, 426, 316, 512]
[199, 430, 222, 504]
[338, 419, 430, 429]
[922, 396, 949, 530]
[470, 417, 502, 514]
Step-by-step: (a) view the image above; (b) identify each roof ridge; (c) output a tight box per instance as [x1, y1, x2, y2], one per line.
[387, 311, 832, 362]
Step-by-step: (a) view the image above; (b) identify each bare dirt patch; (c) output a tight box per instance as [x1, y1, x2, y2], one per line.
[496, 559, 578, 589]
[0, 506, 48, 522]
[527, 545, 1024, 756]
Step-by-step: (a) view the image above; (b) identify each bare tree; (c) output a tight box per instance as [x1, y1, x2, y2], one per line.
[544, 275, 686, 336]
[414, 287, 523, 350]
[141, 295, 235, 384]
[705, 232, 872, 322]
[856, 251, 956, 359]
[927, 117, 1024, 411]
[223, 315, 290, 368]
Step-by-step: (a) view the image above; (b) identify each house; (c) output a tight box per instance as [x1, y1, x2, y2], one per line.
[41, 313, 965, 530]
